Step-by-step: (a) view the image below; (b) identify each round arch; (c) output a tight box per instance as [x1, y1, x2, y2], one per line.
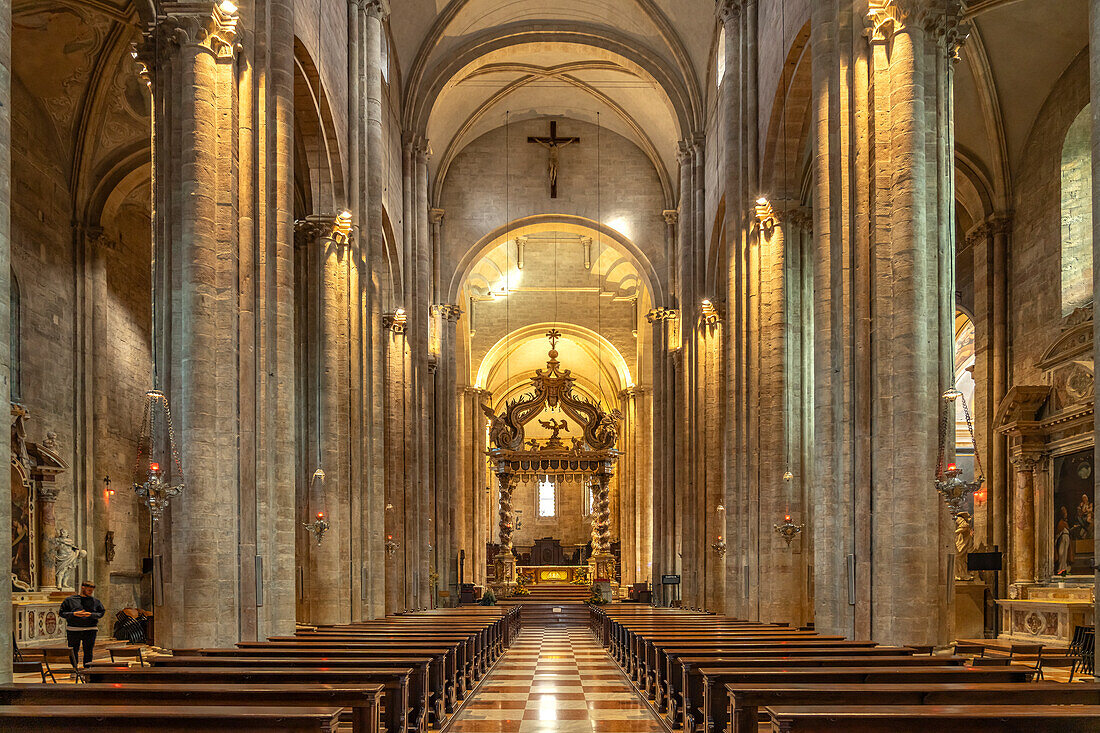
[449, 214, 665, 308]
[476, 321, 633, 399]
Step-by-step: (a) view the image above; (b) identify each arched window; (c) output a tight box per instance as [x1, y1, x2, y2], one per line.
[10, 268, 20, 402]
[537, 478, 556, 518]
[1061, 104, 1093, 316]
[954, 311, 975, 455]
[715, 31, 726, 89]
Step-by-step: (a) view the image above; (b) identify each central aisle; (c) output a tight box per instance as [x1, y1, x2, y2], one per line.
[449, 626, 664, 733]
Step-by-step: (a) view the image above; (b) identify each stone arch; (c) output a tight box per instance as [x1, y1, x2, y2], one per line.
[761, 20, 812, 201]
[293, 38, 348, 215]
[448, 214, 665, 309]
[476, 321, 633, 401]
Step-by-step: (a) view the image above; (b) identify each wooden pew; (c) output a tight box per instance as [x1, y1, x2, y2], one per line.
[83, 666, 413, 733]
[0, 704, 344, 733]
[764, 704, 1100, 732]
[212, 645, 472, 706]
[259, 636, 468, 701]
[726, 682, 1100, 733]
[152, 654, 448, 724]
[644, 641, 886, 704]
[694, 666, 1033, 733]
[0, 683, 383, 733]
[672, 654, 966, 727]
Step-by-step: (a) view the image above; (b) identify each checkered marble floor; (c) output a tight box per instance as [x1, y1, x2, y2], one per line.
[448, 626, 663, 733]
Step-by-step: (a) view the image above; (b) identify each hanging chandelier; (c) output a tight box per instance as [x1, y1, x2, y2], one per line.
[773, 470, 803, 547]
[131, 390, 184, 521]
[303, 468, 330, 545]
[935, 387, 985, 517]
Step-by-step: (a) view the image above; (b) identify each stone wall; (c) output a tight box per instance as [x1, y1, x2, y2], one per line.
[10, 75, 78, 567]
[1011, 50, 1091, 385]
[438, 118, 669, 297]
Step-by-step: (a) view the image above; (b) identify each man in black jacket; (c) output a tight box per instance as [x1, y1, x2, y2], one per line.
[59, 581, 105, 668]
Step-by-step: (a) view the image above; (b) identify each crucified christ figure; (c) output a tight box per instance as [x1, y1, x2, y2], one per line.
[528, 121, 580, 198]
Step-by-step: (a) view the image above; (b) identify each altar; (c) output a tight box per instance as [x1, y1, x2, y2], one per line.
[996, 585, 1094, 644]
[520, 565, 586, 585]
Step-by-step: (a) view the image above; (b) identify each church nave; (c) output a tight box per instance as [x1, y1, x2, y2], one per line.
[449, 627, 663, 733]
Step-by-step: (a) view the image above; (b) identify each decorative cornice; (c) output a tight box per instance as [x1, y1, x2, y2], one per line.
[646, 307, 679, 324]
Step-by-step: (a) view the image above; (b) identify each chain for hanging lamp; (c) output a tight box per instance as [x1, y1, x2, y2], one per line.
[935, 387, 985, 517]
[132, 390, 185, 521]
[303, 468, 330, 545]
[773, 471, 804, 547]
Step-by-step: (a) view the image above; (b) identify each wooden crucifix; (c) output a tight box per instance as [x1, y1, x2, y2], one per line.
[528, 121, 580, 198]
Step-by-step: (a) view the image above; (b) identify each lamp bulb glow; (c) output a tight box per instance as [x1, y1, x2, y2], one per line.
[219, 0, 238, 14]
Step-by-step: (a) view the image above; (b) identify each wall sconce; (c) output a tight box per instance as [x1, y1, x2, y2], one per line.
[322, 209, 354, 254]
[712, 503, 727, 556]
[755, 196, 777, 233]
[701, 298, 720, 327]
[383, 307, 408, 335]
[103, 474, 114, 498]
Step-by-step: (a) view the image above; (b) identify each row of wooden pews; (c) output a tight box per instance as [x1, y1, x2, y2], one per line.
[0, 606, 519, 732]
[592, 606, 1100, 732]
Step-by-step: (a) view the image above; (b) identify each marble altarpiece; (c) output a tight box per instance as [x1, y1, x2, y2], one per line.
[993, 307, 1095, 643]
[10, 404, 72, 647]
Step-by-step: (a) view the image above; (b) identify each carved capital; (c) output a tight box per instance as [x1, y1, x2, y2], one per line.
[433, 303, 463, 322]
[37, 486, 60, 504]
[715, 0, 746, 26]
[676, 139, 694, 164]
[429, 208, 445, 226]
[662, 209, 679, 225]
[363, 0, 390, 19]
[867, 0, 969, 57]
[159, 3, 239, 57]
[415, 135, 431, 163]
[646, 307, 680, 324]
[383, 309, 408, 334]
[294, 213, 354, 250]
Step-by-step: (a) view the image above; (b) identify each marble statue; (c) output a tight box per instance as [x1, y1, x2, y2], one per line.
[52, 528, 87, 590]
[954, 512, 974, 581]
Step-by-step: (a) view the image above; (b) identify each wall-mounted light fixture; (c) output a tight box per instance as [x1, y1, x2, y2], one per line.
[383, 307, 408, 335]
[755, 196, 777, 233]
[701, 298, 720, 327]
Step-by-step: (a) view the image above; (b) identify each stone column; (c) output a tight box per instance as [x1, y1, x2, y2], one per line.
[363, 0, 390, 619]
[811, 0, 964, 645]
[718, 0, 749, 620]
[142, 4, 244, 649]
[1011, 457, 1038, 585]
[36, 486, 60, 589]
[297, 216, 352, 625]
[494, 467, 517, 592]
[0, 0, 10, 681]
[1091, 0, 1100, 636]
[589, 467, 615, 586]
[436, 303, 461, 602]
